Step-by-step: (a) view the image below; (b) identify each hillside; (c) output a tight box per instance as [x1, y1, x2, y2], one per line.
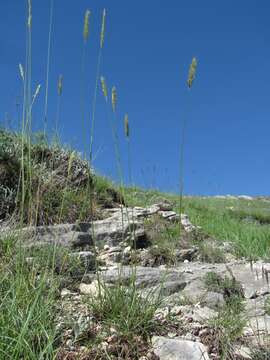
[1, 129, 270, 359]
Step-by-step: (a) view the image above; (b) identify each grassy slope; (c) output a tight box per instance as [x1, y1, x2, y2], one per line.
[124, 187, 270, 259]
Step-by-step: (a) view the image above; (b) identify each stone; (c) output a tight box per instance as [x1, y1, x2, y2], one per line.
[152, 336, 210, 360]
[157, 201, 173, 211]
[158, 210, 177, 219]
[200, 291, 225, 309]
[69, 251, 96, 271]
[189, 306, 217, 323]
[180, 214, 199, 233]
[79, 280, 104, 296]
[233, 345, 252, 359]
[176, 247, 199, 262]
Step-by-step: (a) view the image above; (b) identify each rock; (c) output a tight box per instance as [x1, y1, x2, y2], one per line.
[176, 247, 199, 262]
[61, 288, 73, 298]
[79, 280, 104, 296]
[21, 229, 93, 249]
[157, 201, 173, 211]
[233, 345, 252, 359]
[158, 210, 177, 219]
[123, 246, 131, 255]
[152, 336, 210, 360]
[180, 214, 200, 233]
[189, 306, 217, 323]
[200, 291, 225, 309]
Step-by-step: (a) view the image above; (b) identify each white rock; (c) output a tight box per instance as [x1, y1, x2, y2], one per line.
[152, 336, 210, 360]
[79, 280, 104, 296]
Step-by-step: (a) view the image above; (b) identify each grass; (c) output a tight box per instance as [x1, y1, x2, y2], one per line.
[208, 296, 246, 359]
[85, 276, 163, 358]
[123, 187, 270, 259]
[1, 2, 270, 359]
[0, 232, 59, 359]
[144, 215, 180, 265]
[204, 271, 244, 302]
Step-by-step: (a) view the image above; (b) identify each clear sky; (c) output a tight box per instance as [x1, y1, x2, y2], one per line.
[0, 1, 270, 195]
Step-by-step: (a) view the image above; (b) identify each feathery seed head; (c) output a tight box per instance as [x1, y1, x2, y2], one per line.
[68, 151, 76, 176]
[19, 63, 24, 81]
[111, 86, 117, 112]
[32, 84, 41, 104]
[100, 76, 108, 101]
[28, 0, 32, 29]
[187, 57, 198, 89]
[83, 9, 91, 42]
[124, 114, 129, 138]
[57, 74, 63, 96]
[100, 9, 106, 48]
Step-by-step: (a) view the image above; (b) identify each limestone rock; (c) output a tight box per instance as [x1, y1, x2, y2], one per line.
[152, 336, 210, 360]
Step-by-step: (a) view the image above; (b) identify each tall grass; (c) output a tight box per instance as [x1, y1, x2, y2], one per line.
[0, 232, 59, 359]
[178, 57, 198, 222]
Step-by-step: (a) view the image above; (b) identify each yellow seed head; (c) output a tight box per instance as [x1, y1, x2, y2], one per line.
[187, 57, 198, 89]
[83, 9, 91, 42]
[100, 76, 108, 101]
[57, 74, 63, 96]
[100, 9, 106, 48]
[124, 114, 129, 138]
[28, 0, 32, 29]
[111, 86, 117, 112]
[19, 63, 24, 81]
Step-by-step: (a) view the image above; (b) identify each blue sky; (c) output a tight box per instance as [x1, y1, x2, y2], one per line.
[0, 1, 270, 195]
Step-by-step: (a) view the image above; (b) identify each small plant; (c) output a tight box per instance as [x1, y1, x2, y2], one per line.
[208, 296, 246, 359]
[88, 276, 162, 339]
[204, 271, 244, 303]
[198, 243, 226, 263]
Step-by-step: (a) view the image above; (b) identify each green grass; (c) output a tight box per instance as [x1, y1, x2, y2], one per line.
[88, 276, 161, 338]
[209, 296, 246, 360]
[124, 187, 270, 259]
[0, 233, 59, 360]
[204, 271, 244, 302]
[86, 276, 163, 357]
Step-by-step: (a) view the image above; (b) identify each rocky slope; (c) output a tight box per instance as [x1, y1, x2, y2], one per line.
[4, 201, 270, 359]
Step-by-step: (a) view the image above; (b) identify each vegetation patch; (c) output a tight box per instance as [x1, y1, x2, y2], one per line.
[207, 297, 246, 359]
[204, 271, 244, 303]
[0, 233, 59, 359]
[198, 243, 226, 263]
[85, 277, 163, 358]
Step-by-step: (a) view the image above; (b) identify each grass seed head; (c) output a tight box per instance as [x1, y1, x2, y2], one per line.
[187, 57, 198, 89]
[32, 84, 41, 105]
[83, 9, 91, 42]
[100, 9, 106, 48]
[124, 114, 129, 138]
[100, 76, 108, 101]
[19, 63, 24, 81]
[28, 0, 32, 29]
[57, 74, 63, 96]
[111, 86, 117, 112]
